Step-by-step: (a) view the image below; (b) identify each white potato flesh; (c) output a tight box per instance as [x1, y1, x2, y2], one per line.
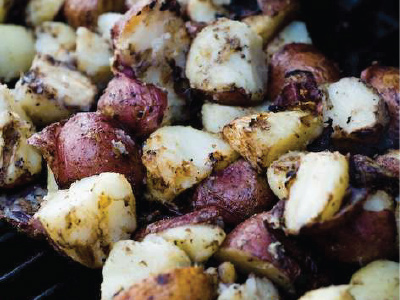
[266, 21, 312, 58]
[218, 275, 280, 300]
[76, 27, 112, 85]
[142, 126, 238, 202]
[34, 173, 137, 269]
[266, 151, 305, 200]
[97, 13, 123, 41]
[218, 262, 237, 284]
[0, 0, 12, 23]
[187, 0, 228, 23]
[350, 260, 399, 300]
[35, 22, 77, 63]
[222, 111, 323, 170]
[0, 85, 42, 188]
[284, 151, 349, 234]
[26, 0, 65, 26]
[363, 190, 394, 212]
[101, 236, 191, 300]
[14, 55, 97, 126]
[201, 102, 270, 134]
[298, 285, 353, 300]
[186, 18, 268, 103]
[155, 224, 226, 263]
[323, 77, 389, 141]
[46, 164, 58, 193]
[0, 25, 35, 82]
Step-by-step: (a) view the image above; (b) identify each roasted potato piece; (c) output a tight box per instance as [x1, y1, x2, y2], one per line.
[222, 111, 323, 170]
[25, 0, 65, 26]
[0, 85, 42, 188]
[101, 236, 191, 300]
[268, 43, 340, 100]
[265, 21, 312, 58]
[28, 112, 145, 192]
[322, 77, 389, 145]
[35, 22, 77, 63]
[97, 74, 168, 138]
[361, 65, 399, 148]
[215, 213, 301, 291]
[14, 55, 97, 126]
[64, 0, 125, 29]
[187, 0, 229, 23]
[0, 25, 35, 82]
[186, 18, 268, 105]
[298, 285, 353, 300]
[97, 12, 123, 41]
[34, 173, 136, 268]
[0, 0, 12, 22]
[192, 159, 276, 225]
[257, 0, 298, 16]
[283, 151, 349, 234]
[349, 260, 399, 300]
[375, 149, 400, 178]
[201, 102, 270, 134]
[218, 274, 280, 300]
[76, 27, 113, 86]
[142, 126, 238, 202]
[217, 262, 237, 284]
[113, 267, 215, 300]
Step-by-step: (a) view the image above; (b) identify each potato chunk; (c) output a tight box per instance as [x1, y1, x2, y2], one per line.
[323, 77, 389, 144]
[101, 236, 191, 300]
[14, 55, 97, 126]
[97, 12, 123, 41]
[187, 0, 229, 23]
[25, 0, 65, 26]
[218, 275, 280, 300]
[0, 25, 35, 82]
[350, 260, 399, 300]
[35, 22, 77, 63]
[222, 111, 323, 170]
[283, 151, 349, 234]
[142, 126, 238, 202]
[298, 285, 353, 300]
[76, 27, 113, 86]
[34, 173, 137, 268]
[0, 85, 42, 188]
[186, 18, 268, 105]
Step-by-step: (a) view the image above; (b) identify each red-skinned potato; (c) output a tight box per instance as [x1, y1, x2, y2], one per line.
[361, 65, 399, 148]
[28, 112, 144, 193]
[375, 149, 400, 178]
[268, 43, 340, 100]
[192, 159, 276, 226]
[97, 74, 168, 138]
[257, 0, 299, 16]
[64, 0, 125, 29]
[215, 212, 301, 292]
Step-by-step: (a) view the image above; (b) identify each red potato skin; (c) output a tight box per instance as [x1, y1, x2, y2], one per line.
[97, 74, 168, 138]
[28, 112, 144, 193]
[257, 0, 299, 16]
[192, 159, 276, 226]
[361, 65, 400, 148]
[375, 153, 400, 178]
[268, 43, 340, 101]
[135, 206, 224, 240]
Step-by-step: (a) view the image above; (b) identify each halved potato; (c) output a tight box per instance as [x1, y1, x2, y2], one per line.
[14, 55, 97, 126]
[142, 126, 238, 202]
[349, 260, 399, 300]
[201, 102, 270, 134]
[35, 22, 77, 63]
[283, 151, 349, 234]
[222, 111, 323, 170]
[34, 173, 137, 268]
[186, 18, 268, 105]
[298, 285, 353, 300]
[113, 267, 215, 300]
[101, 236, 191, 300]
[0, 25, 35, 82]
[322, 77, 389, 144]
[25, 0, 65, 26]
[215, 213, 301, 291]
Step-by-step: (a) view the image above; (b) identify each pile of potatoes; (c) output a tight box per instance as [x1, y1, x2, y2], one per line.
[0, 0, 399, 299]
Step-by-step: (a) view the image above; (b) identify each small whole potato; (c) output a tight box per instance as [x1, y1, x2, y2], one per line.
[97, 74, 168, 138]
[28, 112, 144, 193]
[192, 159, 276, 225]
[268, 43, 340, 100]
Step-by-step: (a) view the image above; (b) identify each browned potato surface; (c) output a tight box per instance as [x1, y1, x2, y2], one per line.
[257, 0, 299, 16]
[97, 74, 167, 138]
[375, 149, 400, 178]
[28, 112, 144, 192]
[216, 212, 301, 291]
[192, 159, 276, 225]
[268, 43, 340, 100]
[113, 267, 215, 300]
